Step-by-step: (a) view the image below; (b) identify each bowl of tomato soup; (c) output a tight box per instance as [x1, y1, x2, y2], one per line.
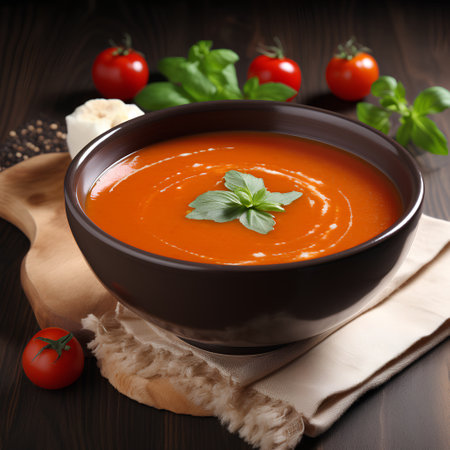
[65, 101, 423, 353]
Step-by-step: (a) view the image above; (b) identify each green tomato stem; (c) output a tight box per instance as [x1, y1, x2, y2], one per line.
[335, 36, 371, 60]
[33, 333, 73, 362]
[256, 36, 285, 59]
[110, 32, 133, 56]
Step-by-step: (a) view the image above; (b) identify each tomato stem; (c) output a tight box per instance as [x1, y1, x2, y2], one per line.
[33, 332, 73, 362]
[110, 32, 133, 56]
[256, 36, 285, 59]
[335, 36, 371, 60]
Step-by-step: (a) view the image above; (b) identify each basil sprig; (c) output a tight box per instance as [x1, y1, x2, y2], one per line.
[357, 76, 450, 155]
[186, 170, 302, 234]
[134, 40, 297, 110]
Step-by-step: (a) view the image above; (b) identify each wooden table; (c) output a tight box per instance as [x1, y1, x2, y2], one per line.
[1, 1, 448, 449]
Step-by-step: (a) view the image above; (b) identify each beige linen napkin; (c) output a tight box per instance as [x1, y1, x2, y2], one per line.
[82, 214, 450, 449]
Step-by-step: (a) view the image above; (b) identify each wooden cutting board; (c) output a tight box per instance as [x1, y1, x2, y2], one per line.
[0, 153, 116, 342]
[0, 153, 209, 416]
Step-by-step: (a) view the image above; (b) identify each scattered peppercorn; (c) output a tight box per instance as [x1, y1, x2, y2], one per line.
[0, 116, 68, 171]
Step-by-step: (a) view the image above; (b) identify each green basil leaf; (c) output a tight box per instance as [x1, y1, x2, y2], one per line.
[239, 209, 275, 235]
[187, 190, 245, 222]
[395, 117, 414, 147]
[356, 102, 392, 134]
[254, 202, 285, 212]
[243, 77, 259, 98]
[187, 205, 246, 223]
[157, 57, 187, 83]
[188, 40, 213, 62]
[224, 170, 265, 196]
[186, 42, 242, 100]
[234, 188, 254, 208]
[265, 191, 303, 205]
[394, 81, 406, 101]
[380, 97, 402, 111]
[371, 76, 398, 98]
[245, 80, 297, 101]
[188, 190, 241, 209]
[251, 187, 269, 206]
[413, 86, 450, 115]
[134, 82, 193, 111]
[179, 61, 217, 101]
[212, 84, 243, 100]
[220, 64, 241, 91]
[204, 49, 240, 72]
[207, 65, 242, 100]
[411, 115, 449, 155]
[157, 57, 218, 102]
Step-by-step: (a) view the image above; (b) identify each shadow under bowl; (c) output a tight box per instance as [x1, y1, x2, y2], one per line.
[64, 100, 424, 353]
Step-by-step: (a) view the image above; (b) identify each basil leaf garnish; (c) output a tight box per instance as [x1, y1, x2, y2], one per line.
[265, 191, 303, 206]
[239, 209, 275, 235]
[186, 170, 303, 234]
[224, 169, 265, 195]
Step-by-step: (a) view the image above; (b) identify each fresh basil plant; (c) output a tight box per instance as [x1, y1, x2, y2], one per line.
[134, 40, 297, 110]
[357, 75, 450, 155]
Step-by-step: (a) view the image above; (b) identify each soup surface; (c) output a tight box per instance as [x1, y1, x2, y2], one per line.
[85, 131, 403, 265]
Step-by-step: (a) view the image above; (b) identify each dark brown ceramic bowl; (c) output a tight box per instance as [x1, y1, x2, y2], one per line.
[64, 100, 424, 353]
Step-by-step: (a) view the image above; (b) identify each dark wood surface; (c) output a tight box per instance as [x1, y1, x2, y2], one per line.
[1, 1, 449, 449]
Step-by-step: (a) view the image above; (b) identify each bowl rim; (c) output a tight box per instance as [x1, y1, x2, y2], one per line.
[64, 100, 424, 273]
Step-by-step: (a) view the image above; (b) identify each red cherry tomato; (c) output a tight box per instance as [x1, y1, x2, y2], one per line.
[92, 35, 149, 100]
[247, 40, 301, 102]
[326, 38, 379, 101]
[22, 327, 84, 390]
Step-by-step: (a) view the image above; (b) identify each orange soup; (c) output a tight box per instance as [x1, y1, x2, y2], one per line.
[84, 131, 403, 265]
